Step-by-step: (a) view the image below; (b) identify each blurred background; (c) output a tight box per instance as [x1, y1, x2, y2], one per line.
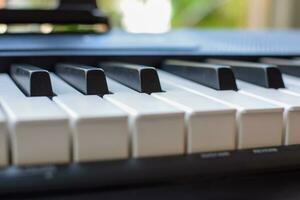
[1, 0, 300, 33]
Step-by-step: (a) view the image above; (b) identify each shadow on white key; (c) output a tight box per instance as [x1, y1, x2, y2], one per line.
[0, 110, 7, 167]
[280, 74, 300, 96]
[106, 78, 135, 93]
[0, 74, 25, 97]
[153, 90, 236, 153]
[53, 94, 129, 162]
[104, 91, 185, 158]
[158, 70, 284, 149]
[238, 80, 300, 146]
[50, 72, 82, 96]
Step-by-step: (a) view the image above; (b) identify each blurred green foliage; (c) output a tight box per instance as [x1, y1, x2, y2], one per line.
[171, 0, 248, 28]
[100, 0, 249, 28]
[99, 0, 122, 27]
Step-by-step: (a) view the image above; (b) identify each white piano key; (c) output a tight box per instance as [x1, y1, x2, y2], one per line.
[279, 74, 300, 96]
[53, 94, 129, 162]
[104, 92, 185, 158]
[51, 74, 130, 161]
[282, 83, 300, 95]
[158, 70, 284, 149]
[106, 78, 135, 93]
[0, 110, 8, 167]
[50, 73, 82, 95]
[238, 80, 300, 145]
[0, 74, 19, 166]
[152, 90, 236, 153]
[0, 74, 71, 165]
[109, 75, 237, 153]
[282, 74, 300, 86]
[0, 74, 25, 97]
[0, 95, 70, 166]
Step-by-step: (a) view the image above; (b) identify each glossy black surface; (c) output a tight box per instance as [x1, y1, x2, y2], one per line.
[10, 64, 53, 97]
[55, 63, 109, 95]
[261, 57, 300, 77]
[100, 62, 162, 94]
[0, 145, 299, 195]
[208, 59, 285, 89]
[0, 0, 110, 28]
[12, 171, 300, 200]
[161, 60, 238, 90]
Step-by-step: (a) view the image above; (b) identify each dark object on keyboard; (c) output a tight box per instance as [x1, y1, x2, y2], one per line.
[0, 0, 110, 33]
[55, 63, 109, 96]
[208, 59, 285, 89]
[161, 60, 238, 91]
[100, 62, 163, 94]
[261, 57, 300, 77]
[10, 64, 53, 97]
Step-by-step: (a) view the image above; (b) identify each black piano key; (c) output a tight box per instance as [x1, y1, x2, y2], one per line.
[10, 64, 53, 97]
[55, 64, 109, 96]
[161, 60, 238, 91]
[99, 62, 162, 94]
[261, 57, 300, 77]
[207, 59, 285, 89]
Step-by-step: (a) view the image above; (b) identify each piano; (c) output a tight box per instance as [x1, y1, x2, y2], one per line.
[2, 0, 300, 196]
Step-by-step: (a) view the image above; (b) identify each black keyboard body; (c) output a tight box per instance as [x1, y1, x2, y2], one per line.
[1, 29, 300, 195]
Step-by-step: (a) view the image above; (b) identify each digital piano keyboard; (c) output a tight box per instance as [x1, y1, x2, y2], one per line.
[0, 29, 300, 195]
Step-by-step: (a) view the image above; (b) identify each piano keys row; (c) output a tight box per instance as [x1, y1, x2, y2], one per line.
[0, 57, 300, 167]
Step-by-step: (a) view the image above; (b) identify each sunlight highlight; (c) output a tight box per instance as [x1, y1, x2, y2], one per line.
[119, 0, 172, 33]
